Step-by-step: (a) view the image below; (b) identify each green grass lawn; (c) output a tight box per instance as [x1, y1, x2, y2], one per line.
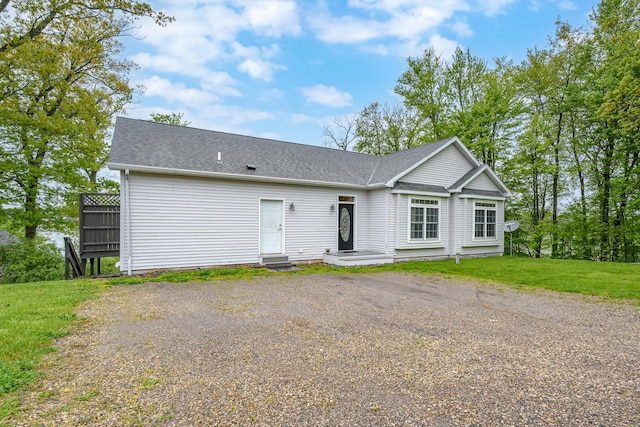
[0, 280, 108, 397]
[1, 256, 638, 413]
[316, 256, 639, 300]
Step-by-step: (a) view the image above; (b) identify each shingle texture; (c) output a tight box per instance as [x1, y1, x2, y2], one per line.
[108, 117, 455, 186]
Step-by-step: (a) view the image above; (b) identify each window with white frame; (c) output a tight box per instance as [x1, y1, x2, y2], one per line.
[409, 198, 439, 240]
[474, 202, 497, 239]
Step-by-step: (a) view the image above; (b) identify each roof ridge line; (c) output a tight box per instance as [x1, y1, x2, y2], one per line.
[366, 156, 384, 186]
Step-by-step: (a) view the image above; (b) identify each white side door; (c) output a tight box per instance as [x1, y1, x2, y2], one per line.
[260, 199, 283, 254]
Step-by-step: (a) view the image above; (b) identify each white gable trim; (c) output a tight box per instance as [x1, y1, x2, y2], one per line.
[384, 137, 480, 187]
[449, 164, 511, 196]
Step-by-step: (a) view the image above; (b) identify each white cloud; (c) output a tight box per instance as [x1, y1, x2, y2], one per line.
[139, 76, 216, 107]
[299, 85, 353, 108]
[305, 0, 500, 56]
[308, 4, 449, 45]
[306, 0, 520, 56]
[129, 1, 298, 90]
[449, 19, 474, 38]
[476, 0, 517, 16]
[132, 53, 242, 97]
[556, 0, 577, 10]
[199, 72, 242, 97]
[238, 0, 301, 37]
[428, 34, 460, 59]
[232, 43, 287, 81]
[238, 59, 287, 81]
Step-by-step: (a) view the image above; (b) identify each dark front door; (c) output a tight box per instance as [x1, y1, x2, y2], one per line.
[338, 203, 354, 251]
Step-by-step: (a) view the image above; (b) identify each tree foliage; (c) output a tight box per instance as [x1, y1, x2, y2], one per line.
[150, 112, 191, 127]
[326, 0, 639, 262]
[0, 0, 171, 239]
[354, 102, 425, 155]
[0, 236, 64, 283]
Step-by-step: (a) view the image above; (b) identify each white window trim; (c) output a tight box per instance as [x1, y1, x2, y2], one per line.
[472, 201, 498, 241]
[407, 196, 441, 243]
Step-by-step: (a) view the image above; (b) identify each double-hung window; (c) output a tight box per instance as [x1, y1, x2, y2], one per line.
[474, 202, 497, 239]
[409, 198, 439, 241]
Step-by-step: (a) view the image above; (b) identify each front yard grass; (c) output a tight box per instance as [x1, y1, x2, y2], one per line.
[301, 257, 640, 300]
[0, 280, 108, 399]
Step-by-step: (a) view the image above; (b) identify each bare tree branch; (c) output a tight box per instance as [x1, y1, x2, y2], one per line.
[322, 115, 358, 151]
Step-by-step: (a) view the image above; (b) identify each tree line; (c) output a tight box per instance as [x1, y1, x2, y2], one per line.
[0, 0, 637, 265]
[0, 0, 171, 241]
[324, 0, 639, 262]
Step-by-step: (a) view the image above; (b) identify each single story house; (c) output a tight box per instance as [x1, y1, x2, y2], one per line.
[108, 117, 511, 274]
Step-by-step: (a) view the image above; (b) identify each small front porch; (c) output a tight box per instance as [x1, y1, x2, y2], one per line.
[322, 250, 394, 267]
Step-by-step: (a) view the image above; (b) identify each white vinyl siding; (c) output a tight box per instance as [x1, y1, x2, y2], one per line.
[368, 189, 389, 253]
[466, 172, 501, 192]
[122, 173, 368, 273]
[402, 144, 476, 187]
[395, 194, 447, 252]
[457, 198, 504, 254]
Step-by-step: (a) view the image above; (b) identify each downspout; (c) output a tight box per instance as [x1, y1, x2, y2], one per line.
[124, 169, 132, 276]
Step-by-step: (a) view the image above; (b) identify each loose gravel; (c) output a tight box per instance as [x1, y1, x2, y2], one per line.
[7, 272, 640, 426]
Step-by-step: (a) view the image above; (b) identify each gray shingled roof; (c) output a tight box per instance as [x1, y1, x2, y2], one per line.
[108, 117, 455, 187]
[394, 182, 449, 194]
[449, 165, 484, 191]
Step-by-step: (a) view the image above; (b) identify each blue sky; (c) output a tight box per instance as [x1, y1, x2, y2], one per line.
[121, 0, 599, 147]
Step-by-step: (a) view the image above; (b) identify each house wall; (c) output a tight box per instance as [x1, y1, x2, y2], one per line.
[466, 172, 499, 192]
[368, 188, 389, 254]
[392, 193, 451, 261]
[120, 172, 369, 273]
[454, 197, 505, 256]
[401, 144, 475, 187]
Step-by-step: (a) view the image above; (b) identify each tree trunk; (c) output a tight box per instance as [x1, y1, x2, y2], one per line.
[570, 127, 590, 259]
[551, 112, 562, 258]
[599, 137, 615, 261]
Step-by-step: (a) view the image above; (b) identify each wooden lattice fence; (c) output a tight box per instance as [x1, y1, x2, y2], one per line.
[79, 193, 120, 259]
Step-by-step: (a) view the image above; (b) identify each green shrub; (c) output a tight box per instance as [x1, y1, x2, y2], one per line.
[0, 238, 64, 284]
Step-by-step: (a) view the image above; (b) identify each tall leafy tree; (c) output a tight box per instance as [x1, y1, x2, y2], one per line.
[589, 0, 640, 261]
[394, 47, 450, 141]
[0, 1, 171, 239]
[354, 102, 425, 155]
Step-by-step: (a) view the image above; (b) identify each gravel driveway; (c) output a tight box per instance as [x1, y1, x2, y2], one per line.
[10, 272, 640, 426]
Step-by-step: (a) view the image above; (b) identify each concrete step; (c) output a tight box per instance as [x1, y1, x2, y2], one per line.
[262, 255, 291, 269]
[262, 255, 288, 263]
[264, 261, 292, 269]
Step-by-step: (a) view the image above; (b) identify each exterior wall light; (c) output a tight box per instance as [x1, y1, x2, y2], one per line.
[330, 204, 335, 211]
[289, 202, 295, 211]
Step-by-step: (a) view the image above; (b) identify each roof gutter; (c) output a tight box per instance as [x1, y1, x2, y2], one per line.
[108, 162, 371, 190]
